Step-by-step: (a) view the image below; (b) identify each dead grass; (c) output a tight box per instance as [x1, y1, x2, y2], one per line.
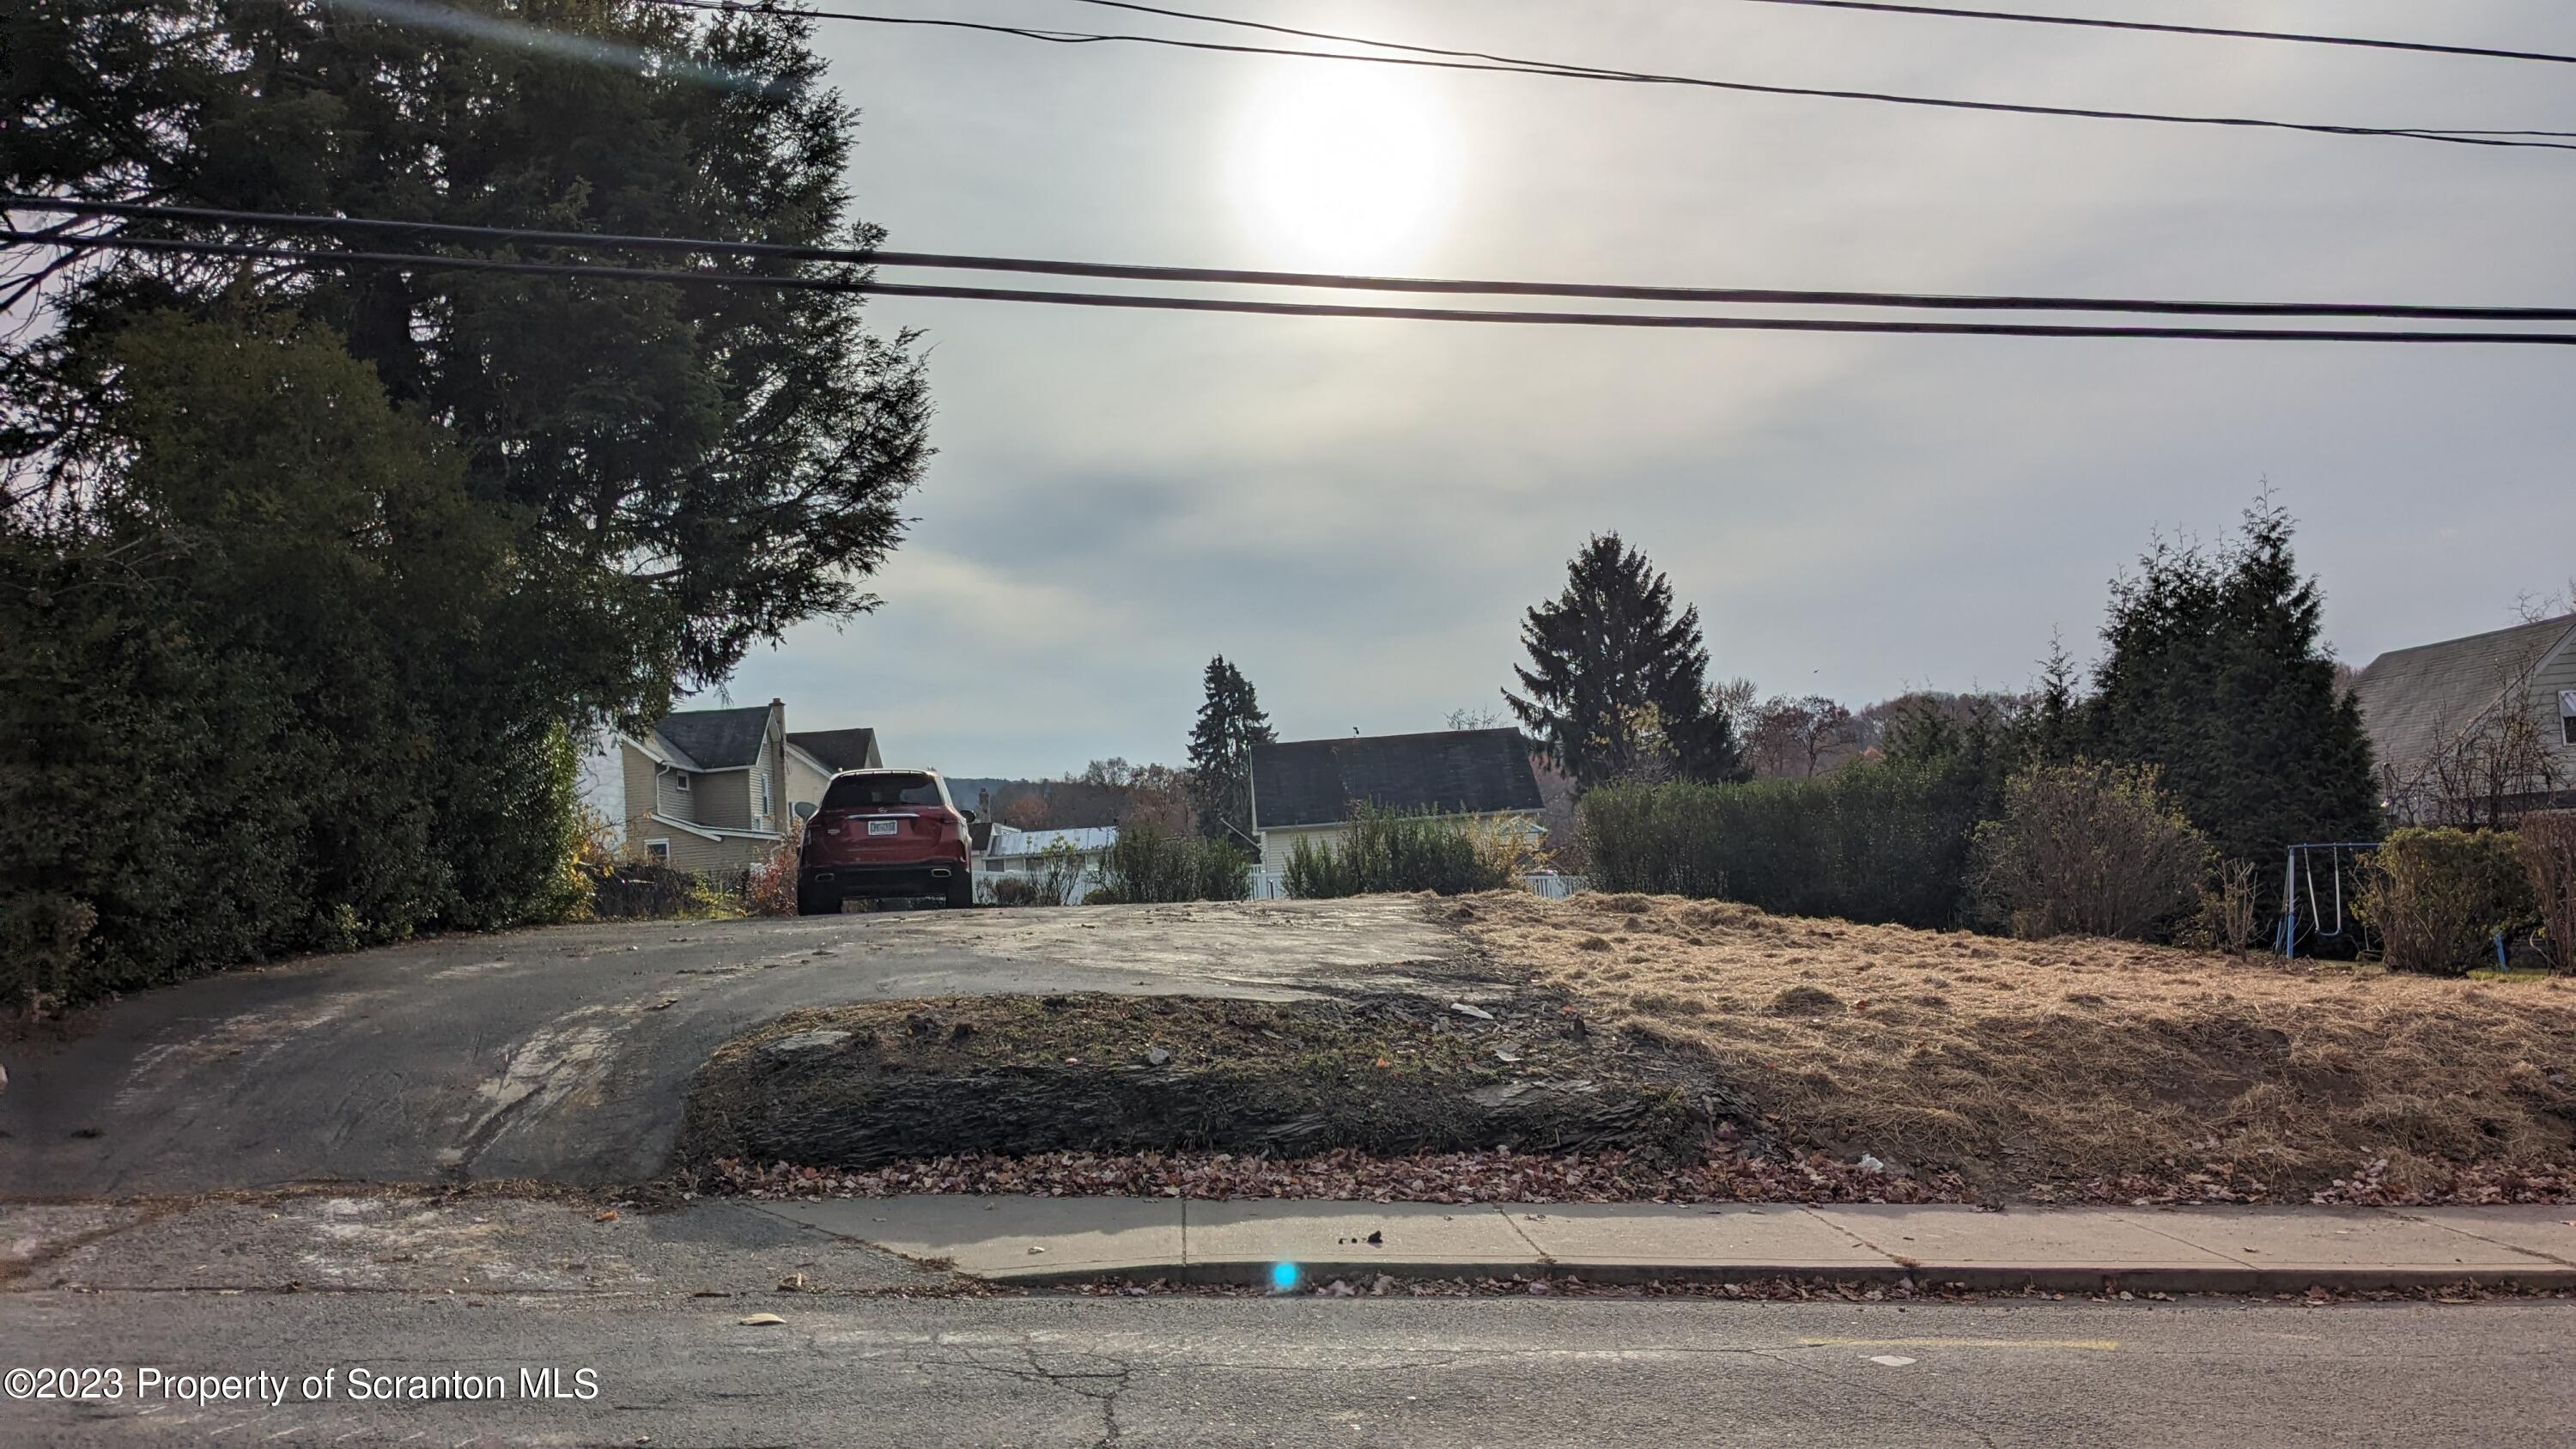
[1443, 892, 2576, 1197]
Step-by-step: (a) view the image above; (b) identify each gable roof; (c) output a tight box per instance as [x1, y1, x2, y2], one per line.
[787, 728, 880, 772]
[651, 705, 772, 771]
[2350, 613, 2576, 781]
[1252, 728, 1543, 830]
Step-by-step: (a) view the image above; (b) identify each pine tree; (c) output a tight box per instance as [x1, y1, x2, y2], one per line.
[2083, 498, 2379, 874]
[2023, 632, 2085, 769]
[1505, 533, 1745, 790]
[1187, 656, 1276, 843]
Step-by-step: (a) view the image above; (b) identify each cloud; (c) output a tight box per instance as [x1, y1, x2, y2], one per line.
[710, 0, 2576, 776]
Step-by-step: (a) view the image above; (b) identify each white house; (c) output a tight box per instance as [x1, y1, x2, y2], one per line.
[1248, 728, 1546, 873]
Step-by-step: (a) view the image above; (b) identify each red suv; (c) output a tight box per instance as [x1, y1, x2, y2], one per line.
[798, 770, 975, 913]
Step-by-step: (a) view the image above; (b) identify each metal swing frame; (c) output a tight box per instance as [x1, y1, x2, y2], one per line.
[2276, 841, 2380, 959]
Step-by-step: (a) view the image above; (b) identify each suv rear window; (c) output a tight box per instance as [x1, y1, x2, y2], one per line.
[821, 773, 946, 809]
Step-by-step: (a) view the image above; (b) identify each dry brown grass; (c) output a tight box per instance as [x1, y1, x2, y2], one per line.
[1443, 891, 2576, 1197]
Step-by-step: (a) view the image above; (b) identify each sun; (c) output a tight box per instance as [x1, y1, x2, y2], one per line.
[1226, 64, 1461, 271]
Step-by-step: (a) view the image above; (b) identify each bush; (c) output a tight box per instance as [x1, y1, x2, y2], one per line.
[1969, 763, 2209, 941]
[2355, 828, 2538, 976]
[1091, 823, 1250, 904]
[985, 875, 1038, 908]
[742, 825, 803, 917]
[1577, 761, 1986, 928]
[2512, 813, 2576, 972]
[1281, 803, 1525, 898]
[586, 862, 731, 920]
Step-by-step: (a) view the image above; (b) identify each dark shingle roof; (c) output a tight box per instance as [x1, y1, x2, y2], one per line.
[1252, 728, 1542, 830]
[653, 706, 771, 770]
[2351, 614, 2576, 783]
[787, 728, 880, 771]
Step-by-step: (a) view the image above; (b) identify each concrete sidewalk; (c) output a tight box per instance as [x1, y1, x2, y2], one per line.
[749, 1196, 2576, 1293]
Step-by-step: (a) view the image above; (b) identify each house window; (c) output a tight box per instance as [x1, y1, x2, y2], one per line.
[672, 773, 691, 794]
[2563, 691, 2576, 746]
[645, 839, 671, 864]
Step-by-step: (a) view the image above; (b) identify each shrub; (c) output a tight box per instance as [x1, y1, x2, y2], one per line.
[1093, 822, 1251, 904]
[1280, 803, 1525, 898]
[1968, 763, 2209, 941]
[742, 825, 803, 917]
[2512, 813, 2576, 972]
[1577, 761, 1986, 928]
[986, 875, 1037, 908]
[586, 862, 731, 920]
[2190, 857, 2262, 954]
[2355, 828, 2538, 976]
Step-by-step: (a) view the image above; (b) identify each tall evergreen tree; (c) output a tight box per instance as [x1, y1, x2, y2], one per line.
[2084, 499, 2379, 874]
[1187, 656, 1276, 843]
[1505, 533, 1745, 789]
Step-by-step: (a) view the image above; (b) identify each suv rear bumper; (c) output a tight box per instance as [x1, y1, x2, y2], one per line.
[801, 861, 968, 900]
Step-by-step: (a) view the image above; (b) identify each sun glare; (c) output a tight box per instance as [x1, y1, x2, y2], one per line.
[1227, 66, 1461, 271]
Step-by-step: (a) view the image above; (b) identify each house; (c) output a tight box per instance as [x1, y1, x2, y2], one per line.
[1248, 728, 1546, 873]
[783, 727, 882, 815]
[985, 825, 1117, 878]
[2349, 612, 2576, 824]
[618, 703, 881, 873]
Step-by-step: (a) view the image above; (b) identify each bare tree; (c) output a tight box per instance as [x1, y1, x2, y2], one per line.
[1445, 704, 1506, 731]
[1746, 694, 1862, 777]
[2389, 653, 2569, 828]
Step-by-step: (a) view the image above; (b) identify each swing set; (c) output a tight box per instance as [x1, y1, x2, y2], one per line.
[2275, 841, 2378, 959]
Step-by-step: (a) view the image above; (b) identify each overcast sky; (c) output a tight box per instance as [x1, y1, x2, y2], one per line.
[690, 0, 2576, 778]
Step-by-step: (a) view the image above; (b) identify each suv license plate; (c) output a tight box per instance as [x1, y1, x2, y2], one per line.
[867, 819, 900, 837]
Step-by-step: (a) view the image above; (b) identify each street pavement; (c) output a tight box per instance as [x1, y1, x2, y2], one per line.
[8, 1287, 2573, 1446]
[2, 900, 1480, 1196]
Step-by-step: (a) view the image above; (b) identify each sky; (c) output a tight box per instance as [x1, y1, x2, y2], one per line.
[682, 0, 2576, 779]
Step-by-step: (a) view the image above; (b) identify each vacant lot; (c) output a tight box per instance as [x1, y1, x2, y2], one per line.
[1450, 892, 2576, 1201]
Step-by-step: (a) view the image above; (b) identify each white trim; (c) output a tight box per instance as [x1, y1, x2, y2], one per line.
[647, 812, 783, 843]
[1256, 808, 1548, 832]
[642, 837, 672, 863]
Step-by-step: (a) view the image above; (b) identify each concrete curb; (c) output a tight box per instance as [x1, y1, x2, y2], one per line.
[993, 1261, 2576, 1294]
[744, 1196, 2576, 1296]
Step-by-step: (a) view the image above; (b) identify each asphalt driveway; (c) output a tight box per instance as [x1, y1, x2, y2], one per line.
[2, 900, 1483, 1197]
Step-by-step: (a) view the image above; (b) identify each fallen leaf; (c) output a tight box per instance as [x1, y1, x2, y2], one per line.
[593, 1210, 620, 1223]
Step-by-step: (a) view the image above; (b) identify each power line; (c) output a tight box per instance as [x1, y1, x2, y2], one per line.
[636, 0, 2576, 153]
[15, 197, 2576, 323]
[9, 228, 2576, 345]
[1727, 0, 2576, 68]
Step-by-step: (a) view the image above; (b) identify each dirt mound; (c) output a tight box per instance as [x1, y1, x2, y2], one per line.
[677, 990, 1755, 1171]
[1446, 891, 2576, 1198]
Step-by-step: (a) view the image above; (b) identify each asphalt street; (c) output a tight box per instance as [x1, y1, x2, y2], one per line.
[8, 1289, 2573, 1446]
[3, 900, 1480, 1196]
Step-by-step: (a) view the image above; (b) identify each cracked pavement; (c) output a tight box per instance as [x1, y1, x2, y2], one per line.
[8, 1288, 2574, 1446]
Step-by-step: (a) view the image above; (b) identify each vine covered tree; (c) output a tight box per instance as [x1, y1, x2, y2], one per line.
[1505, 533, 1745, 789]
[1186, 656, 1276, 843]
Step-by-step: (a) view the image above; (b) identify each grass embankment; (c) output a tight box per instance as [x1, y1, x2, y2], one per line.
[1451, 891, 2576, 1200]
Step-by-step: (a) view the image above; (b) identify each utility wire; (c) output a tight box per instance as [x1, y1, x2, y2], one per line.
[1727, 0, 2576, 68]
[635, 0, 2576, 152]
[9, 228, 2576, 345]
[15, 197, 2576, 322]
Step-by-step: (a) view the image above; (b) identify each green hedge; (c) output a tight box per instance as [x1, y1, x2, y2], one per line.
[1088, 823, 1251, 904]
[1284, 803, 1522, 898]
[2355, 827, 2538, 976]
[1576, 762, 1986, 928]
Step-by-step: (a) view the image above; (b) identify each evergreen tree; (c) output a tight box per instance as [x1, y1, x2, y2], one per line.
[1187, 657, 1276, 843]
[1505, 533, 1745, 789]
[2084, 499, 2379, 874]
[2023, 632, 2085, 769]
